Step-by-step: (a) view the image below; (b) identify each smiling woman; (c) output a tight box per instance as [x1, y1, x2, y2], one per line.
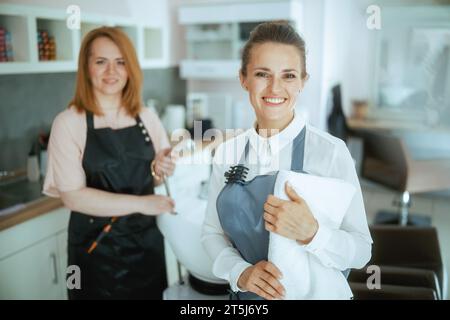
[42, 27, 177, 300]
[202, 21, 372, 300]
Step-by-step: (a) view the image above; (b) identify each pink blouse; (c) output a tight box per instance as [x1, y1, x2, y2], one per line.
[43, 106, 170, 197]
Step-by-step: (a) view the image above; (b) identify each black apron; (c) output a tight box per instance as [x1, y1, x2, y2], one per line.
[67, 111, 167, 300]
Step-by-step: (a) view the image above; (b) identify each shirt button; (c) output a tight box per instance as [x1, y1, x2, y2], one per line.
[142, 129, 147, 134]
[145, 137, 150, 142]
[89, 218, 94, 224]
[138, 122, 143, 127]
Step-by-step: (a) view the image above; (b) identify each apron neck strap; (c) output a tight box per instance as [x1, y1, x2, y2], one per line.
[239, 127, 306, 172]
[86, 111, 94, 130]
[135, 114, 143, 125]
[290, 127, 306, 172]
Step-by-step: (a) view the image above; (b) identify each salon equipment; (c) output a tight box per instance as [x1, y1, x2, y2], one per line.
[349, 225, 447, 300]
[157, 145, 229, 300]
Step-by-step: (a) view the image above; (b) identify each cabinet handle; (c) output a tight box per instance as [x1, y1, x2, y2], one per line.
[50, 252, 58, 284]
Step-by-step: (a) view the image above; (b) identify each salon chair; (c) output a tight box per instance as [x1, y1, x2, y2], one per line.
[350, 282, 438, 300]
[361, 131, 450, 226]
[349, 225, 446, 300]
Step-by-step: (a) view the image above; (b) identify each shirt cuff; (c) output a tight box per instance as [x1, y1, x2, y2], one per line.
[301, 222, 333, 254]
[229, 261, 252, 293]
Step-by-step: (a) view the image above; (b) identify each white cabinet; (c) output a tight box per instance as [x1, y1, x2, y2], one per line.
[0, 235, 64, 299]
[178, 0, 303, 79]
[0, 4, 168, 74]
[0, 207, 70, 299]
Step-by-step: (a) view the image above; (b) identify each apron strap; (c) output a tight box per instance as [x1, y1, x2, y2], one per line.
[86, 111, 94, 130]
[290, 128, 306, 172]
[135, 114, 143, 125]
[135, 114, 153, 145]
[238, 138, 251, 165]
[238, 127, 306, 172]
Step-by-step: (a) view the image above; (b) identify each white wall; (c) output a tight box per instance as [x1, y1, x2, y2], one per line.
[299, 0, 326, 128]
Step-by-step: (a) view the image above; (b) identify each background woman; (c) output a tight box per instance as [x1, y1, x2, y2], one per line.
[43, 27, 176, 299]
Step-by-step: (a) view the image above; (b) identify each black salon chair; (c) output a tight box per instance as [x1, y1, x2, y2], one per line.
[349, 225, 446, 300]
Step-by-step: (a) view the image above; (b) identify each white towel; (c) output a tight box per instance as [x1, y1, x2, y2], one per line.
[268, 170, 356, 300]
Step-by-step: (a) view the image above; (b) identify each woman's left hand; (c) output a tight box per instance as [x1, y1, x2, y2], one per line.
[153, 147, 177, 178]
[263, 181, 318, 245]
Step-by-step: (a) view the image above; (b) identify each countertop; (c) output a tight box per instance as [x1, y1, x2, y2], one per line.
[0, 138, 223, 232]
[347, 117, 450, 133]
[0, 196, 63, 231]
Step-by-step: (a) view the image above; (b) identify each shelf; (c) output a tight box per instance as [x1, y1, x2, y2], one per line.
[180, 60, 241, 79]
[188, 41, 234, 60]
[0, 14, 30, 62]
[0, 4, 169, 74]
[36, 18, 73, 61]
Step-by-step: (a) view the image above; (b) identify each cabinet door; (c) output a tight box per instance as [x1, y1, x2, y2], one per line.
[0, 236, 64, 299]
[56, 231, 68, 299]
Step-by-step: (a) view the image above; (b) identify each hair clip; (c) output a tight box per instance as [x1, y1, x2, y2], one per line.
[224, 165, 249, 184]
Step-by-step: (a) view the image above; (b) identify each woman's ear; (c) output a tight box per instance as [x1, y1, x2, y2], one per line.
[298, 80, 306, 93]
[239, 70, 248, 91]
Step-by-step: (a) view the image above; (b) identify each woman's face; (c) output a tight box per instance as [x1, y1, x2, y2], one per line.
[88, 37, 128, 99]
[240, 42, 304, 128]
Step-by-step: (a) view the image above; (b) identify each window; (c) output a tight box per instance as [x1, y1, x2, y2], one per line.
[373, 6, 450, 126]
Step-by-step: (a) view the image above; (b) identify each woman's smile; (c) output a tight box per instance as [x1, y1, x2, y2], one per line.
[262, 96, 288, 107]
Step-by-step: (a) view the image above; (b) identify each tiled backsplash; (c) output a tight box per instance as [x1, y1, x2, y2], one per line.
[0, 67, 186, 171]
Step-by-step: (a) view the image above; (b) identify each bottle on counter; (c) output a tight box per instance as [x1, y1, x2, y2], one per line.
[27, 144, 40, 182]
[38, 132, 49, 178]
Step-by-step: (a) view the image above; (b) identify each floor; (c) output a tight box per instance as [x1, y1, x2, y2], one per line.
[361, 180, 450, 299]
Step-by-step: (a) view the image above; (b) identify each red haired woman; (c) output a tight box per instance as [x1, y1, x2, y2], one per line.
[43, 27, 175, 299]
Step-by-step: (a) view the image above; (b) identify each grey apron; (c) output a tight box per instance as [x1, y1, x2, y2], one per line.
[217, 129, 306, 300]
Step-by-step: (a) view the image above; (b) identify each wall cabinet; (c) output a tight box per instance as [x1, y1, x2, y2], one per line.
[0, 207, 70, 299]
[0, 4, 168, 74]
[178, 0, 303, 79]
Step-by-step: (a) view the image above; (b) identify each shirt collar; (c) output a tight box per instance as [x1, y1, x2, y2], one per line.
[248, 112, 306, 156]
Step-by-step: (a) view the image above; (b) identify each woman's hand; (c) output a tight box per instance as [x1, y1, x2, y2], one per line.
[139, 194, 175, 216]
[237, 261, 285, 300]
[263, 181, 318, 244]
[153, 147, 177, 178]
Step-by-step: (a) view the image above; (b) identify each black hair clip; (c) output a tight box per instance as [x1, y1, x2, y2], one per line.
[224, 165, 249, 184]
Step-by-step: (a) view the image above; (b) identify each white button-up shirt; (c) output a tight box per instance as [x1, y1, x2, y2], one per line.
[202, 114, 372, 293]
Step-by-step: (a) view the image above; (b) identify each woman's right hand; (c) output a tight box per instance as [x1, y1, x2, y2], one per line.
[139, 194, 175, 216]
[237, 261, 285, 300]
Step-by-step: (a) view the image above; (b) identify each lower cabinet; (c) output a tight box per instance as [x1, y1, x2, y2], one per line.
[0, 207, 70, 299]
